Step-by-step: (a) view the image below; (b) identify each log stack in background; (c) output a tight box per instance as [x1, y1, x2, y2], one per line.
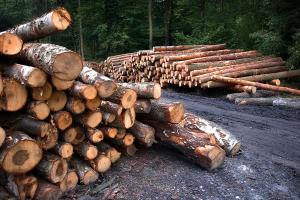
[0, 7, 241, 200]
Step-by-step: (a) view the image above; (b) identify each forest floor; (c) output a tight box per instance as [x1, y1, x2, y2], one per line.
[64, 88, 300, 200]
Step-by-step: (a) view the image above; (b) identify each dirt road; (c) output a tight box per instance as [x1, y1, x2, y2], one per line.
[64, 89, 300, 200]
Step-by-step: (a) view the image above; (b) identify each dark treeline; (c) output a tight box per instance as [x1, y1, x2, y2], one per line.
[0, 0, 300, 69]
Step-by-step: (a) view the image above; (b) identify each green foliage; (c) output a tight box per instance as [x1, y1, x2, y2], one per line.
[287, 31, 300, 69]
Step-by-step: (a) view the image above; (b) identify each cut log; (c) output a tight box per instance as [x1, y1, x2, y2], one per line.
[0, 33, 23, 55]
[27, 101, 50, 120]
[69, 81, 97, 100]
[99, 127, 117, 139]
[31, 81, 52, 101]
[47, 90, 67, 112]
[134, 99, 151, 114]
[269, 79, 281, 86]
[0, 127, 5, 147]
[106, 88, 137, 109]
[2, 63, 47, 87]
[119, 144, 137, 156]
[14, 116, 50, 137]
[226, 90, 276, 101]
[85, 96, 101, 111]
[77, 111, 102, 128]
[110, 107, 136, 129]
[106, 133, 135, 147]
[117, 82, 161, 99]
[179, 113, 241, 156]
[235, 97, 276, 106]
[66, 97, 85, 114]
[0, 78, 27, 111]
[144, 120, 225, 170]
[58, 169, 78, 192]
[52, 142, 73, 159]
[0, 131, 42, 174]
[139, 101, 184, 123]
[61, 126, 85, 145]
[51, 76, 74, 91]
[53, 111, 72, 131]
[102, 112, 116, 125]
[85, 128, 104, 143]
[19, 43, 83, 80]
[36, 123, 58, 150]
[100, 100, 123, 115]
[70, 157, 99, 185]
[79, 66, 117, 98]
[97, 142, 121, 163]
[90, 154, 111, 173]
[3, 7, 71, 42]
[35, 153, 68, 183]
[33, 180, 62, 200]
[129, 120, 155, 147]
[74, 142, 98, 160]
[231, 85, 257, 94]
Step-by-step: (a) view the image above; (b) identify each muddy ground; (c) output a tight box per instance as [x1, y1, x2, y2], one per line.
[64, 88, 300, 200]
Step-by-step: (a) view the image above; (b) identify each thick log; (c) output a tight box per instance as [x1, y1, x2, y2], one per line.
[100, 100, 123, 115]
[145, 120, 225, 170]
[0, 131, 42, 174]
[211, 75, 300, 95]
[33, 180, 62, 200]
[52, 142, 73, 159]
[99, 127, 117, 139]
[102, 112, 116, 125]
[117, 82, 161, 99]
[2, 63, 47, 87]
[0, 33, 23, 55]
[53, 111, 72, 131]
[134, 99, 151, 114]
[27, 101, 50, 120]
[31, 81, 52, 101]
[70, 157, 99, 185]
[97, 142, 121, 163]
[58, 169, 78, 192]
[0, 127, 5, 147]
[3, 7, 71, 42]
[0, 78, 27, 111]
[69, 81, 97, 100]
[74, 142, 98, 160]
[66, 97, 85, 114]
[85, 96, 101, 111]
[35, 153, 68, 183]
[129, 120, 155, 147]
[106, 88, 137, 109]
[110, 107, 136, 129]
[19, 43, 83, 80]
[77, 111, 102, 128]
[85, 128, 104, 143]
[47, 90, 67, 112]
[61, 126, 85, 145]
[139, 101, 184, 123]
[226, 90, 276, 101]
[79, 66, 117, 98]
[14, 116, 50, 137]
[179, 113, 241, 156]
[51, 76, 74, 91]
[90, 154, 111, 173]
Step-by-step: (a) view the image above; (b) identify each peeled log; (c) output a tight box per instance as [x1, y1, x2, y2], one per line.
[69, 81, 97, 100]
[27, 101, 50, 120]
[47, 90, 67, 112]
[134, 99, 151, 114]
[90, 154, 111, 173]
[58, 169, 78, 192]
[66, 97, 85, 114]
[70, 157, 99, 185]
[51, 76, 74, 91]
[79, 66, 117, 98]
[2, 63, 47, 87]
[74, 142, 98, 160]
[19, 43, 83, 80]
[52, 142, 73, 159]
[53, 111, 72, 131]
[0, 127, 5, 147]
[0, 33, 23, 55]
[117, 82, 161, 99]
[33, 180, 62, 200]
[0, 131, 42, 174]
[100, 100, 123, 115]
[0, 78, 27, 112]
[179, 113, 241, 156]
[110, 107, 136, 129]
[35, 152, 68, 183]
[129, 120, 155, 148]
[106, 88, 137, 109]
[139, 101, 184, 123]
[85, 96, 101, 111]
[77, 111, 102, 128]
[97, 142, 121, 164]
[31, 81, 52, 101]
[3, 7, 71, 42]
[145, 120, 225, 170]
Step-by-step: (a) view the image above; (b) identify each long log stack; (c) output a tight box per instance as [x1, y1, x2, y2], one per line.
[94, 44, 300, 96]
[0, 7, 241, 200]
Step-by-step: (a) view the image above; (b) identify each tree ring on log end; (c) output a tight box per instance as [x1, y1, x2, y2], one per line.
[52, 8, 72, 31]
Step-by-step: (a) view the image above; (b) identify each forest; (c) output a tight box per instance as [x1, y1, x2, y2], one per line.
[1, 0, 300, 69]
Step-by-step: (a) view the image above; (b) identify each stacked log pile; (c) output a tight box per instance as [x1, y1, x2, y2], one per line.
[0, 7, 241, 200]
[94, 44, 300, 95]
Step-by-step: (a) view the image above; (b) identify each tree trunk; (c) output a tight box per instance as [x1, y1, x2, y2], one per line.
[0, 33, 23, 55]
[52, 141, 74, 159]
[78, 0, 84, 60]
[110, 107, 136, 129]
[27, 101, 50, 120]
[148, 0, 153, 49]
[164, 0, 172, 45]
[69, 81, 97, 100]
[100, 100, 123, 115]
[85, 128, 104, 144]
[33, 180, 62, 200]
[31, 81, 52, 101]
[58, 169, 78, 192]
[0, 131, 42, 174]
[77, 111, 102, 128]
[90, 154, 111, 173]
[106, 88, 137, 109]
[134, 99, 152, 114]
[62, 126, 85, 145]
[19, 43, 83, 81]
[66, 97, 86, 114]
[96, 142, 121, 163]
[74, 142, 98, 160]
[129, 120, 155, 147]
[53, 111, 73, 131]
[117, 82, 161, 99]
[51, 76, 74, 91]
[70, 157, 99, 185]
[47, 90, 67, 112]
[85, 96, 101, 111]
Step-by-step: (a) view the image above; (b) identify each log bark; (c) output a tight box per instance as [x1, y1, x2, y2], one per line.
[106, 88, 137, 109]
[66, 97, 85, 114]
[100, 100, 123, 115]
[14, 116, 51, 137]
[273, 98, 300, 109]
[58, 169, 78, 192]
[102, 112, 116, 125]
[117, 82, 161, 99]
[179, 113, 241, 156]
[0, 185, 16, 200]
[226, 90, 276, 101]
[31, 81, 52, 101]
[36, 123, 58, 150]
[2, 7, 71, 42]
[0, 131, 42, 174]
[144, 120, 225, 170]
[134, 99, 151, 114]
[129, 120, 155, 147]
[69, 81, 97, 100]
[0, 33, 23, 55]
[85, 128, 104, 143]
[79, 65, 117, 98]
[90, 154, 111, 173]
[53, 111, 72, 131]
[19, 43, 83, 80]
[74, 142, 98, 160]
[27, 101, 50, 120]
[52, 142, 73, 159]
[97, 142, 121, 163]
[231, 85, 257, 94]
[85, 96, 101, 111]
[110, 107, 136, 129]
[35, 152, 68, 183]
[70, 157, 99, 185]
[61, 126, 85, 145]
[2, 63, 47, 87]
[47, 90, 67, 112]
[77, 111, 102, 128]
[0, 78, 27, 112]
[51, 76, 74, 91]
[99, 127, 117, 139]
[0, 127, 5, 147]
[33, 180, 62, 200]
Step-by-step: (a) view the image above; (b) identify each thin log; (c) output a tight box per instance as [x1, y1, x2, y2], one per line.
[27, 101, 50, 120]
[74, 142, 98, 160]
[85, 128, 104, 143]
[117, 82, 161, 99]
[53, 111, 72, 131]
[129, 120, 155, 147]
[110, 107, 136, 129]
[51, 76, 74, 91]
[96, 142, 121, 164]
[66, 97, 86, 114]
[61, 126, 85, 145]
[89, 154, 111, 173]
[14, 116, 51, 137]
[77, 111, 102, 128]
[47, 90, 67, 112]
[226, 90, 276, 101]
[31, 81, 52, 101]
[102, 112, 116, 125]
[52, 142, 73, 159]
[58, 169, 78, 192]
[36, 123, 58, 150]
[100, 100, 123, 115]
[85, 96, 101, 111]
[70, 157, 99, 185]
